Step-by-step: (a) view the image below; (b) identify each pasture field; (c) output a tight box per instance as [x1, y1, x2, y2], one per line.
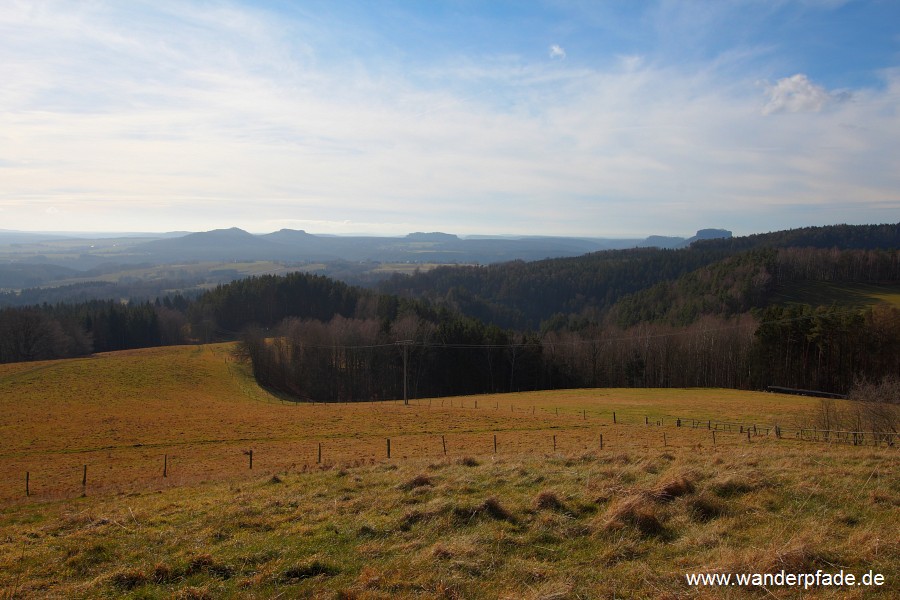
[1, 344, 825, 504]
[0, 345, 897, 598]
[769, 281, 900, 309]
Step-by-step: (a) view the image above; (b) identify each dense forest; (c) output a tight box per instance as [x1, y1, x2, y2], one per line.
[2, 223, 898, 400]
[377, 224, 900, 330]
[611, 247, 900, 327]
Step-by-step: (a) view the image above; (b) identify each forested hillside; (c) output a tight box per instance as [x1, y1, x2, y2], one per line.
[611, 247, 900, 327]
[376, 247, 734, 330]
[2, 224, 898, 398]
[377, 223, 900, 330]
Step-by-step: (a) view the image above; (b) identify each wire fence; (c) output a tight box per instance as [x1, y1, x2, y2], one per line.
[4, 401, 896, 506]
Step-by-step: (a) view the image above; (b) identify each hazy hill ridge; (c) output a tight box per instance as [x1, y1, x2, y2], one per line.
[0, 227, 732, 269]
[377, 223, 900, 330]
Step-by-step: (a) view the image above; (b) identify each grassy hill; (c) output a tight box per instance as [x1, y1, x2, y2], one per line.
[768, 281, 900, 309]
[0, 345, 897, 597]
[0, 344, 829, 504]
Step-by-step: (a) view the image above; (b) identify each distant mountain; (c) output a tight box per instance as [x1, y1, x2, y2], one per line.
[261, 229, 317, 244]
[639, 236, 684, 249]
[136, 227, 286, 261]
[638, 229, 732, 248]
[685, 228, 732, 245]
[406, 232, 460, 242]
[0, 226, 736, 273]
[125, 227, 725, 264]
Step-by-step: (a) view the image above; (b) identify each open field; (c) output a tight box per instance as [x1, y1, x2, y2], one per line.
[769, 281, 900, 309]
[1, 345, 898, 597]
[0, 344, 839, 505]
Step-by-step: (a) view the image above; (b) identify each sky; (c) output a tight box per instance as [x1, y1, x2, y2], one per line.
[1, 0, 898, 238]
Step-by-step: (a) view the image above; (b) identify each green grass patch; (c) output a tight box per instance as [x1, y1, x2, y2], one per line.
[769, 281, 900, 309]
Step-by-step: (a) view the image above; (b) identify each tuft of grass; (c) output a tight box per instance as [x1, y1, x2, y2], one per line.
[110, 567, 149, 590]
[399, 473, 434, 490]
[650, 473, 695, 502]
[457, 457, 480, 467]
[602, 495, 665, 537]
[64, 542, 115, 575]
[152, 562, 174, 583]
[710, 474, 758, 498]
[175, 586, 213, 600]
[532, 490, 566, 512]
[281, 560, 340, 582]
[454, 496, 516, 523]
[186, 553, 233, 579]
[689, 493, 728, 522]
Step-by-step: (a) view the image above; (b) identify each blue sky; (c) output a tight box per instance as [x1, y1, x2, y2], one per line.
[1, 0, 898, 237]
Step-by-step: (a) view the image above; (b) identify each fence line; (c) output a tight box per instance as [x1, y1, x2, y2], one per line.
[5, 410, 895, 505]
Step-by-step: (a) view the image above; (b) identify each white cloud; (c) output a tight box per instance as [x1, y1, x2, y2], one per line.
[761, 74, 848, 115]
[0, 3, 897, 236]
[549, 44, 566, 59]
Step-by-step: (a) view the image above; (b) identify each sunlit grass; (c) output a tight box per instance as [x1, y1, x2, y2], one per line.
[1, 345, 825, 504]
[769, 281, 900, 309]
[1, 441, 896, 598]
[1, 345, 897, 597]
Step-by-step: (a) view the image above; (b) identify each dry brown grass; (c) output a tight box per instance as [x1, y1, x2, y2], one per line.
[1, 345, 897, 597]
[0, 344, 831, 505]
[532, 490, 566, 512]
[0, 440, 896, 598]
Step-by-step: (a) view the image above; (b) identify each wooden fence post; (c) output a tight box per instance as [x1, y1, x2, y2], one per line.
[553, 435, 556, 452]
[163, 454, 167, 478]
[317, 442, 322, 464]
[387, 438, 391, 458]
[613, 412, 617, 424]
[599, 434, 603, 450]
[493, 434, 497, 453]
[249, 450, 253, 470]
[26, 472, 29, 497]
[442, 435, 447, 455]
[712, 431, 716, 447]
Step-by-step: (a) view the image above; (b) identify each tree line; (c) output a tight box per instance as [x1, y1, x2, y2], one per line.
[238, 303, 898, 401]
[2, 223, 898, 400]
[376, 224, 900, 331]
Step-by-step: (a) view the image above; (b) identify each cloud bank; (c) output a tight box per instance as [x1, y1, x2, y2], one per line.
[0, 1, 897, 236]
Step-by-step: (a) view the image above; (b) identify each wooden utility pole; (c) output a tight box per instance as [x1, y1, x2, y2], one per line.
[397, 340, 412, 406]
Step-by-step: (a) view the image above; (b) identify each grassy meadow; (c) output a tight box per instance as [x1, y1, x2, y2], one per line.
[0, 345, 897, 598]
[769, 281, 900, 309]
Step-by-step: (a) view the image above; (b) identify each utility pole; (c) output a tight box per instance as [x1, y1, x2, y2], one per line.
[397, 340, 412, 405]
